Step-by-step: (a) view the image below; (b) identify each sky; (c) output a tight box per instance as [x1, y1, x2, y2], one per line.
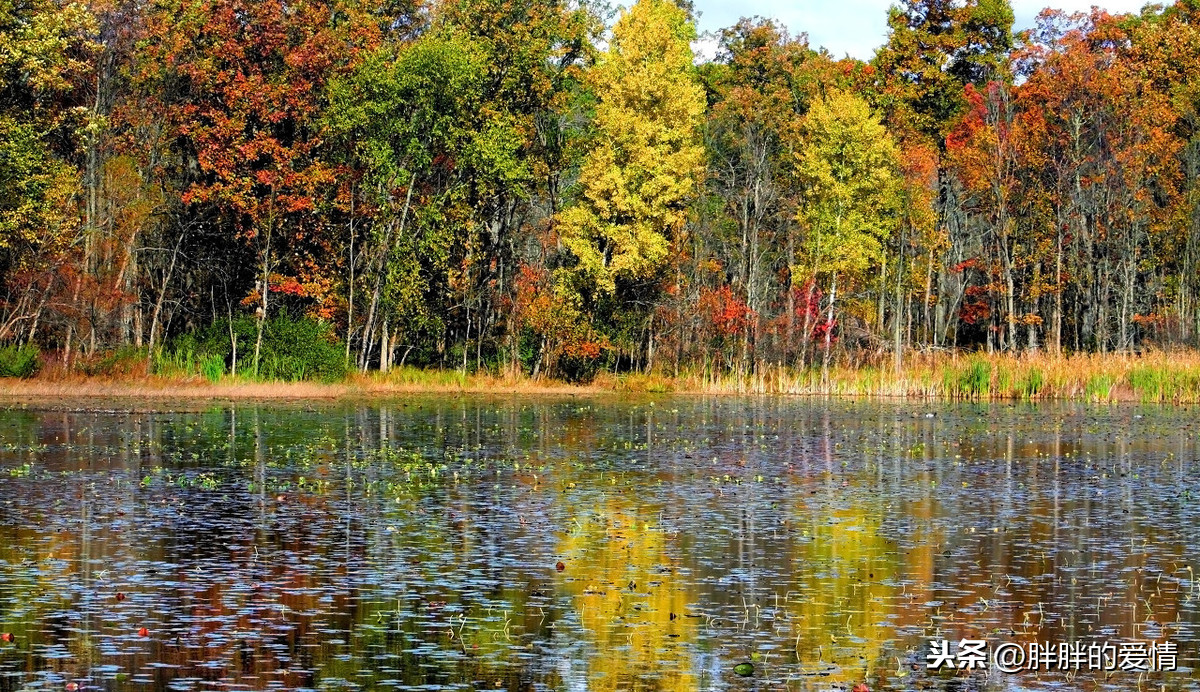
[691, 0, 1155, 61]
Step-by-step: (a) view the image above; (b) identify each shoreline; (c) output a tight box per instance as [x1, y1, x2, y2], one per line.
[3, 350, 1200, 403]
[0, 376, 612, 402]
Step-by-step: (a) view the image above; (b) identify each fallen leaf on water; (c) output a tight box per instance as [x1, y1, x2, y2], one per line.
[138, 627, 149, 637]
[555, 561, 565, 572]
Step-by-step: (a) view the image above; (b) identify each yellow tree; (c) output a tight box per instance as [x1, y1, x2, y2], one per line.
[555, 0, 704, 366]
[795, 90, 902, 377]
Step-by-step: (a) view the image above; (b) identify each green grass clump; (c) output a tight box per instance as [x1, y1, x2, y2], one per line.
[1129, 366, 1167, 402]
[0, 344, 40, 378]
[1128, 365, 1200, 403]
[1015, 367, 1044, 399]
[1085, 374, 1115, 401]
[944, 357, 991, 398]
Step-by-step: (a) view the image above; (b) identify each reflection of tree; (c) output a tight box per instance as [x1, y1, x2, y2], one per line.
[557, 492, 698, 692]
[786, 500, 899, 683]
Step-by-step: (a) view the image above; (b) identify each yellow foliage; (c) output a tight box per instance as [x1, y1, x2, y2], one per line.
[794, 90, 902, 285]
[557, 0, 705, 302]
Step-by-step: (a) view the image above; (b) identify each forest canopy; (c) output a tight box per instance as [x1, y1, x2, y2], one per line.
[3, 0, 1200, 380]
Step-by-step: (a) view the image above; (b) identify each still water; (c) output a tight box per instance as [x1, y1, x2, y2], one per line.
[0, 397, 1198, 692]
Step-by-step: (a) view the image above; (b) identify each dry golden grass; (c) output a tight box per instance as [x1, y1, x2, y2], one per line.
[0, 367, 610, 402]
[4, 350, 1200, 402]
[679, 350, 1200, 402]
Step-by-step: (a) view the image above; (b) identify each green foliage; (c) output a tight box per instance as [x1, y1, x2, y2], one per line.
[327, 32, 491, 182]
[0, 118, 74, 255]
[0, 344, 40, 377]
[1085, 374, 1115, 402]
[1129, 366, 1165, 402]
[158, 316, 347, 382]
[872, 0, 1014, 140]
[254, 317, 348, 382]
[1129, 366, 1200, 403]
[153, 345, 223, 383]
[1015, 368, 1044, 399]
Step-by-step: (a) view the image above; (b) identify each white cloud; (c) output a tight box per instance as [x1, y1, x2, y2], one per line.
[693, 0, 1159, 61]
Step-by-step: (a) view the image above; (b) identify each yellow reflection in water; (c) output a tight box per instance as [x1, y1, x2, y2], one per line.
[787, 496, 901, 685]
[557, 491, 698, 692]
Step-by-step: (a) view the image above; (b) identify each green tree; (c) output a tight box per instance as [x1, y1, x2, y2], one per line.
[795, 90, 902, 376]
[329, 0, 596, 373]
[873, 0, 1014, 142]
[327, 30, 489, 371]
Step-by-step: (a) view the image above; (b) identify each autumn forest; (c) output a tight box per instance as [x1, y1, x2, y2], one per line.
[4, 0, 1200, 383]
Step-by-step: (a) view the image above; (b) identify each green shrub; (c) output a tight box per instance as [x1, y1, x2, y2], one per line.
[0, 344, 40, 378]
[266, 316, 345, 381]
[157, 315, 347, 382]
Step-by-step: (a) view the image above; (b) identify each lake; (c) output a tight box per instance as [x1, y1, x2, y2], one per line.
[0, 397, 1197, 691]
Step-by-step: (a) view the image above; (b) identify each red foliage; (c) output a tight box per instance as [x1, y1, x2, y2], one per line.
[960, 285, 992, 325]
[512, 262, 609, 371]
[793, 280, 836, 342]
[270, 275, 307, 297]
[698, 285, 753, 338]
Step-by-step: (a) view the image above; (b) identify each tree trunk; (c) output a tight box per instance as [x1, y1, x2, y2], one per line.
[360, 174, 415, 371]
[148, 229, 184, 352]
[253, 229, 271, 377]
[380, 319, 390, 373]
[346, 188, 355, 365]
[822, 272, 837, 389]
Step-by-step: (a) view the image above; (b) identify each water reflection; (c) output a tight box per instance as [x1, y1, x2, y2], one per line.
[0, 399, 1197, 691]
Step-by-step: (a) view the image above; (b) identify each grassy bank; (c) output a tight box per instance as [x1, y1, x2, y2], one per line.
[3, 351, 1200, 402]
[674, 351, 1200, 402]
[0, 366, 609, 400]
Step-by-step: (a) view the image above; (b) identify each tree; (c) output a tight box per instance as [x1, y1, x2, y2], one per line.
[555, 0, 705, 353]
[327, 30, 489, 371]
[794, 90, 902, 376]
[700, 18, 836, 370]
[873, 0, 1014, 143]
[871, 0, 1014, 353]
[132, 0, 377, 368]
[1126, 0, 1200, 345]
[0, 0, 98, 350]
[1010, 9, 1182, 353]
